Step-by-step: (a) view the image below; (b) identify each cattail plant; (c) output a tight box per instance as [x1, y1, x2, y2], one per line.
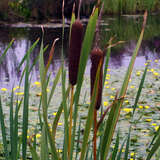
[90, 3, 104, 160]
[68, 0, 83, 156]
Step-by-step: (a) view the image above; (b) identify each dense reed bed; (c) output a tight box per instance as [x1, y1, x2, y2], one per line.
[103, 0, 160, 15]
[0, 3, 160, 160]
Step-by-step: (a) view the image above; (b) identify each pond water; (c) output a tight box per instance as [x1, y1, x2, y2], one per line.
[0, 15, 160, 89]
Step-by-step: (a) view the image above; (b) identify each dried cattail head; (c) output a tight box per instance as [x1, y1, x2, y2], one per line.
[91, 47, 104, 110]
[69, 20, 83, 86]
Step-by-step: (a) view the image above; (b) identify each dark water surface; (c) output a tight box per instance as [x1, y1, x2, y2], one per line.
[0, 15, 160, 88]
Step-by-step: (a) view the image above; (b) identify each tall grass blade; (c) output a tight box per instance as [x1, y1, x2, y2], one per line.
[111, 130, 120, 160]
[48, 67, 62, 106]
[39, 37, 60, 160]
[146, 133, 160, 160]
[70, 8, 98, 160]
[124, 127, 131, 160]
[0, 96, 9, 159]
[40, 124, 49, 160]
[22, 41, 30, 160]
[10, 90, 14, 159]
[0, 39, 14, 65]
[29, 143, 40, 160]
[132, 65, 148, 115]
[116, 138, 127, 160]
[100, 11, 147, 160]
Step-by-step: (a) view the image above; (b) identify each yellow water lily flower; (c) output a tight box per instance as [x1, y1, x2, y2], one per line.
[123, 108, 132, 112]
[145, 105, 150, 109]
[36, 134, 41, 138]
[1, 88, 7, 91]
[104, 101, 108, 106]
[145, 119, 152, 122]
[138, 105, 143, 109]
[15, 92, 24, 95]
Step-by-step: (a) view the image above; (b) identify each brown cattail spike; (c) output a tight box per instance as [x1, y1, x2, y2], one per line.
[69, 20, 83, 86]
[91, 47, 104, 110]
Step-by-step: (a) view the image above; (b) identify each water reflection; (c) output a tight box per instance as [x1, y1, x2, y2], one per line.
[0, 15, 160, 88]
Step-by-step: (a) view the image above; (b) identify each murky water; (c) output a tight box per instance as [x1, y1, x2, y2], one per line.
[0, 15, 160, 88]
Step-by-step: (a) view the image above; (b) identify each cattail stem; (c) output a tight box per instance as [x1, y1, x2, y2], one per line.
[68, 85, 74, 156]
[93, 109, 97, 160]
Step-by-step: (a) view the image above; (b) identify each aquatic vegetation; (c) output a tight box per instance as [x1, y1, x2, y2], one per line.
[0, 3, 160, 160]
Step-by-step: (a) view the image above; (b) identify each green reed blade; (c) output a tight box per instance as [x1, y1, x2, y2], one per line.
[61, 68, 69, 160]
[0, 96, 9, 159]
[69, 10, 76, 43]
[116, 138, 127, 160]
[29, 143, 40, 160]
[146, 132, 160, 160]
[48, 67, 62, 106]
[124, 127, 131, 160]
[75, 119, 81, 160]
[22, 42, 30, 160]
[39, 38, 60, 160]
[70, 8, 98, 160]
[52, 87, 70, 140]
[112, 130, 120, 160]
[100, 11, 147, 160]
[40, 124, 49, 160]
[10, 90, 14, 159]
[13, 99, 22, 159]
[132, 65, 148, 116]
[0, 39, 14, 65]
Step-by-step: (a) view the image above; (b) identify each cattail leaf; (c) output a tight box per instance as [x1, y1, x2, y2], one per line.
[0, 39, 14, 65]
[0, 96, 9, 159]
[132, 65, 148, 116]
[39, 37, 60, 160]
[100, 11, 147, 160]
[48, 67, 62, 106]
[124, 127, 131, 160]
[146, 133, 160, 160]
[29, 143, 40, 160]
[70, 8, 98, 160]
[46, 38, 59, 72]
[112, 130, 120, 160]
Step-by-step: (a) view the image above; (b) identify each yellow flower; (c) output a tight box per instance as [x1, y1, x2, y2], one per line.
[124, 100, 129, 103]
[53, 112, 57, 116]
[106, 77, 110, 80]
[105, 81, 109, 85]
[122, 149, 125, 152]
[1, 88, 7, 91]
[147, 60, 151, 62]
[153, 72, 159, 76]
[145, 63, 148, 66]
[155, 126, 159, 131]
[58, 122, 63, 126]
[107, 68, 110, 72]
[57, 149, 62, 153]
[105, 86, 110, 89]
[46, 88, 50, 92]
[104, 101, 108, 106]
[130, 152, 135, 157]
[106, 74, 110, 77]
[136, 71, 141, 76]
[139, 105, 143, 109]
[152, 123, 157, 126]
[111, 88, 115, 91]
[145, 119, 152, 122]
[130, 85, 135, 89]
[34, 81, 41, 86]
[145, 105, 150, 109]
[15, 92, 24, 95]
[123, 108, 132, 113]
[130, 158, 134, 160]
[110, 95, 114, 99]
[36, 134, 41, 139]
[155, 59, 159, 63]
[150, 69, 154, 72]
